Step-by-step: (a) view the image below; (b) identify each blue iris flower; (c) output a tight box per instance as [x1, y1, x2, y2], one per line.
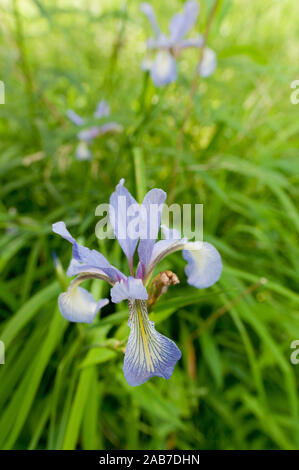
[141, 1, 217, 86]
[53, 180, 222, 386]
[67, 100, 122, 161]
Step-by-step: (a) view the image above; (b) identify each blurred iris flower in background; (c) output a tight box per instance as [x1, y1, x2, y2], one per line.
[53, 179, 222, 386]
[67, 100, 122, 161]
[140, 1, 217, 86]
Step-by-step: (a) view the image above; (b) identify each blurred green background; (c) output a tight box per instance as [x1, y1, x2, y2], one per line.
[0, 0, 299, 450]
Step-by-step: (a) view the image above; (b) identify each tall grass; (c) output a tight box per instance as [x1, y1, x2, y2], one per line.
[0, 0, 298, 450]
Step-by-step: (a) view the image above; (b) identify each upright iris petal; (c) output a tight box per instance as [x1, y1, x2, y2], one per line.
[138, 188, 166, 275]
[150, 51, 177, 86]
[140, 3, 161, 37]
[123, 300, 181, 386]
[94, 99, 110, 118]
[169, 0, 199, 43]
[183, 242, 222, 288]
[109, 179, 139, 267]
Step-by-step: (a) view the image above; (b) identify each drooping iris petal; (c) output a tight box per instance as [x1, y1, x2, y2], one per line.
[140, 3, 160, 38]
[110, 277, 148, 303]
[76, 141, 92, 161]
[94, 99, 110, 118]
[67, 109, 85, 126]
[53, 221, 75, 244]
[99, 122, 123, 134]
[58, 281, 109, 323]
[52, 222, 124, 283]
[109, 179, 139, 265]
[138, 188, 166, 276]
[78, 126, 101, 142]
[123, 300, 181, 386]
[147, 34, 172, 50]
[198, 47, 217, 77]
[66, 258, 116, 284]
[150, 51, 177, 86]
[140, 225, 187, 281]
[169, 1, 199, 43]
[179, 35, 204, 49]
[182, 242, 222, 288]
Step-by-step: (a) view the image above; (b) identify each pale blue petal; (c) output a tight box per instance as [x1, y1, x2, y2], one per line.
[147, 35, 173, 50]
[182, 242, 222, 288]
[123, 300, 181, 386]
[66, 258, 117, 282]
[109, 179, 139, 264]
[52, 221, 124, 282]
[138, 188, 166, 276]
[94, 99, 110, 118]
[110, 277, 148, 303]
[53, 221, 75, 244]
[139, 225, 187, 281]
[58, 284, 109, 323]
[179, 35, 204, 49]
[78, 126, 101, 142]
[99, 122, 122, 134]
[198, 47, 217, 77]
[67, 109, 84, 126]
[150, 51, 177, 86]
[169, 1, 199, 43]
[76, 141, 92, 161]
[140, 3, 160, 37]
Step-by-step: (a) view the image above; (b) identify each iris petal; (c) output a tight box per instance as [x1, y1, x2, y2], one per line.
[94, 99, 110, 118]
[110, 277, 148, 303]
[198, 47, 217, 78]
[76, 141, 92, 161]
[182, 242, 222, 288]
[141, 225, 187, 281]
[67, 109, 84, 126]
[58, 283, 109, 323]
[150, 51, 177, 86]
[169, 1, 199, 43]
[179, 35, 204, 49]
[140, 3, 160, 37]
[138, 188, 166, 276]
[99, 122, 122, 134]
[123, 300, 181, 386]
[52, 221, 124, 283]
[109, 179, 139, 265]
[78, 126, 101, 142]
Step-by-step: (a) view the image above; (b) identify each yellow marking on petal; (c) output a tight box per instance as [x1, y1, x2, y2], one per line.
[137, 302, 154, 372]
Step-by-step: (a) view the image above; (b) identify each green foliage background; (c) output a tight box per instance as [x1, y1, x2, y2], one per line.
[0, 0, 298, 450]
